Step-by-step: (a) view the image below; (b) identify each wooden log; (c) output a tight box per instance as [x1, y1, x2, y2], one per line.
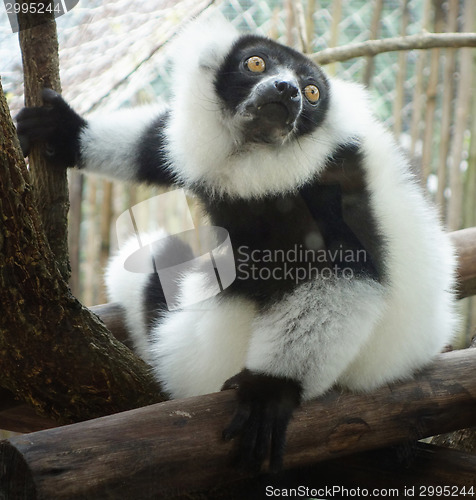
[1, 348, 476, 499]
[329, 442, 476, 490]
[89, 303, 130, 346]
[0, 389, 57, 434]
[450, 227, 476, 299]
[201, 443, 476, 499]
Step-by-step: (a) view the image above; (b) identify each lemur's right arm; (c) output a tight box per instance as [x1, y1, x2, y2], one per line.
[16, 89, 175, 186]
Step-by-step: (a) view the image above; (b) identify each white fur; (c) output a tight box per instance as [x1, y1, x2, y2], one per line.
[338, 125, 458, 391]
[148, 272, 257, 398]
[102, 16, 458, 402]
[247, 278, 386, 400]
[80, 106, 164, 181]
[164, 56, 375, 199]
[105, 231, 168, 361]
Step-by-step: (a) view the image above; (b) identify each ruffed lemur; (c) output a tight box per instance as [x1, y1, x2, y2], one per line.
[16, 14, 457, 471]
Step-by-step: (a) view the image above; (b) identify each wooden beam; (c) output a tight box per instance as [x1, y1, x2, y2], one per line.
[450, 227, 476, 299]
[90, 302, 130, 345]
[0, 389, 57, 434]
[319, 442, 476, 490]
[199, 443, 476, 499]
[1, 348, 476, 499]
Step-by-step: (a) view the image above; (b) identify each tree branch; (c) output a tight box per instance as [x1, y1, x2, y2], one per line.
[312, 32, 476, 65]
[18, 2, 70, 281]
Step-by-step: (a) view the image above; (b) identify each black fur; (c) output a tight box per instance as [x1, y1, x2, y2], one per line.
[136, 111, 178, 185]
[143, 234, 195, 325]
[16, 89, 86, 168]
[222, 369, 302, 472]
[197, 143, 384, 307]
[301, 142, 387, 281]
[214, 35, 330, 141]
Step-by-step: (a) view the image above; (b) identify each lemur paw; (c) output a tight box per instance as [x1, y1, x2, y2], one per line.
[222, 369, 301, 472]
[16, 88, 86, 168]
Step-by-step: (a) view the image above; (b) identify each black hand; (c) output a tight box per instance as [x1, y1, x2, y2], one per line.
[16, 88, 86, 168]
[222, 369, 302, 472]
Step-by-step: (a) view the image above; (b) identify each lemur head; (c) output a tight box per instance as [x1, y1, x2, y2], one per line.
[166, 14, 348, 198]
[214, 35, 330, 146]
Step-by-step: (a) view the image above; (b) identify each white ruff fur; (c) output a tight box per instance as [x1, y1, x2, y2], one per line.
[165, 62, 369, 199]
[102, 15, 457, 401]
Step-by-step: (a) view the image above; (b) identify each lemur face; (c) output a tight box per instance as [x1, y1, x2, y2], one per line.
[214, 35, 330, 145]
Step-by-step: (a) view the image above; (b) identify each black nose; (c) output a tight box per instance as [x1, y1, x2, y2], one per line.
[274, 80, 299, 100]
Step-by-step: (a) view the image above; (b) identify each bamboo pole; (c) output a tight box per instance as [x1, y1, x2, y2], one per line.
[68, 171, 83, 298]
[446, 0, 475, 231]
[305, 0, 317, 53]
[326, 0, 342, 76]
[392, 0, 410, 138]
[362, 0, 384, 87]
[421, 1, 444, 182]
[436, 0, 459, 213]
[461, 6, 476, 348]
[290, 0, 308, 53]
[83, 177, 98, 306]
[409, 0, 432, 158]
[98, 181, 114, 304]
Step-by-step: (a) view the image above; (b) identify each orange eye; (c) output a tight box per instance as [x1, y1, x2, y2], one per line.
[246, 56, 266, 73]
[304, 84, 320, 103]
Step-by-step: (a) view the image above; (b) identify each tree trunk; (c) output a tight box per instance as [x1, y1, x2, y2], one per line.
[17, 2, 70, 281]
[392, 0, 409, 138]
[0, 78, 165, 424]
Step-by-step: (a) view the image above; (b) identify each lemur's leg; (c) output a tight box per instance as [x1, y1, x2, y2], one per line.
[223, 276, 386, 471]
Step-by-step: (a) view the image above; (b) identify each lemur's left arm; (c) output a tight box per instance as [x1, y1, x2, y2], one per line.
[16, 89, 176, 186]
